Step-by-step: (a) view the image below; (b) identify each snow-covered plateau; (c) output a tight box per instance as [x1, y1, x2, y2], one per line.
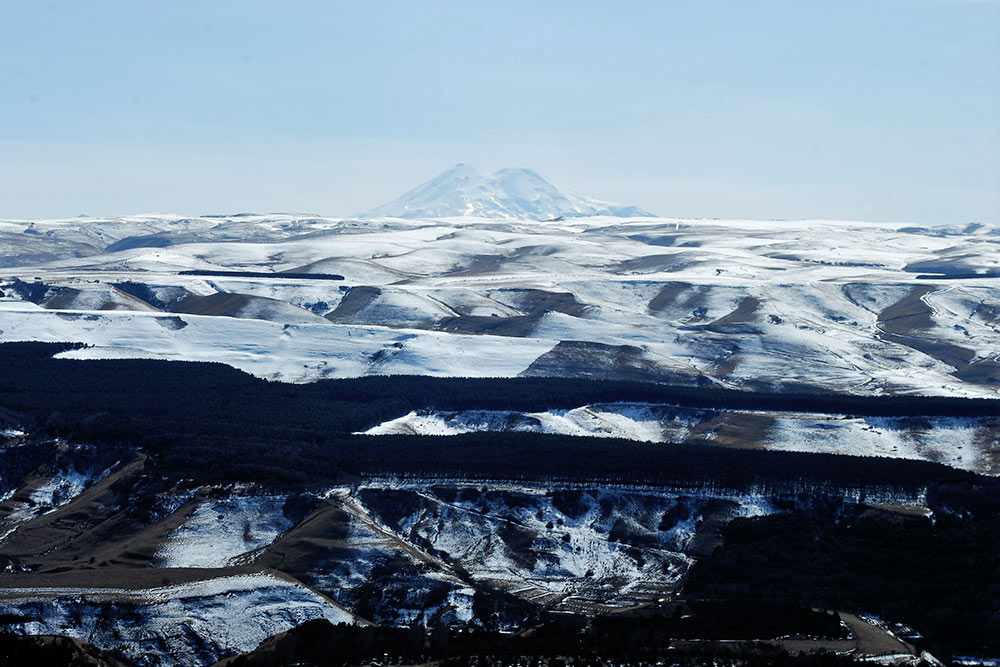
[0, 212, 997, 398]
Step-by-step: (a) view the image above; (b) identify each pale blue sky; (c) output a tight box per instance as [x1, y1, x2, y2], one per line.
[2, 1, 997, 223]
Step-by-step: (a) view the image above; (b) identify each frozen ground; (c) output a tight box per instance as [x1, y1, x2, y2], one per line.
[0, 572, 356, 667]
[363, 405, 999, 475]
[1, 214, 996, 396]
[364, 404, 702, 441]
[1, 205, 992, 667]
[0, 470, 945, 664]
[0, 301, 555, 382]
[350, 483, 776, 612]
[155, 495, 294, 568]
[0, 453, 118, 542]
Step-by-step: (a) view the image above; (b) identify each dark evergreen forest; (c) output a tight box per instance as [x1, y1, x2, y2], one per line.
[686, 488, 1000, 658]
[0, 342, 994, 493]
[2, 342, 998, 659]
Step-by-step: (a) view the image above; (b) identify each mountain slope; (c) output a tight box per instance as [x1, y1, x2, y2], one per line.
[361, 164, 654, 220]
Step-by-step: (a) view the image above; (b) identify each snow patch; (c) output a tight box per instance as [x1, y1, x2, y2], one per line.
[0, 463, 115, 541]
[364, 406, 997, 474]
[0, 573, 356, 667]
[156, 495, 293, 567]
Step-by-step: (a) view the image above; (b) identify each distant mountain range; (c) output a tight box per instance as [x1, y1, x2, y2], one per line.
[360, 164, 655, 220]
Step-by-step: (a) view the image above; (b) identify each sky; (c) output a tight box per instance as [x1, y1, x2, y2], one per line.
[1, 1, 998, 223]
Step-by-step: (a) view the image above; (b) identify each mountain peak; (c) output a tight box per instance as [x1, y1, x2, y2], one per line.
[435, 162, 478, 179]
[361, 165, 654, 220]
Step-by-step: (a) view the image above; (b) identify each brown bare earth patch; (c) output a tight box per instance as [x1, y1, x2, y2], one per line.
[0, 454, 204, 572]
[954, 357, 1000, 385]
[324, 286, 382, 321]
[877, 285, 936, 335]
[670, 611, 919, 659]
[0, 454, 248, 585]
[0, 566, 292, 597]
[648, 282, 717, 323]
[38, 288, 84, 309]
[708, 296, 761, 326]
[434, 289, 590, 337]
[502, 288, 590, 317]
[434, 313, 537, 336]
[443, 253, 509, 277]
[252, 504, 357, 576]
[877, 285, 1000, 385]
[521, 340, 707, 384]
[776, 611, 919, 660]
[40, 286, 161, 312]
[615, 253, 703, 274]
[684, 412, 776, 449]
[168, 292, 262, 317]
[648, 281, 695, 314]
[710, 347, 742, 378]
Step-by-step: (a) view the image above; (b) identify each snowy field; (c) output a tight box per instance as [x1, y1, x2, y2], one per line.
[0, 301, 555, 381]
[155, 495, 294, 568]
[363, 405, 998, 474]
[0, 214, 996, 398]
[0, 572, 356, 667]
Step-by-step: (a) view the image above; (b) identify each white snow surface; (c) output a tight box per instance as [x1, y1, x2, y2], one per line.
[363, 406, 998, 474]
[156, 495, 294, 568]
[1, 213, 997, 396]
[354, 484, 776, 608]
[363, 404, 682, 442]
[361, 164, 654, 220]
[766, 414, 988, 469]
[0, 573, 356, 667]
[0, 464, 115, 541]
[0, 301, 554, 382]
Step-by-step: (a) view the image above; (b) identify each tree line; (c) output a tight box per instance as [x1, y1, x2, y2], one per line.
[0, 343, 992, 496]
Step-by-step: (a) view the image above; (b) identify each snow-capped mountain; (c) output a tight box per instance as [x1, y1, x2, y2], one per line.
[361, 164, 655, 220]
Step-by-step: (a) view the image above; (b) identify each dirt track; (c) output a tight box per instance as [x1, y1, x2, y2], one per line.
[777, 611, 918, 659]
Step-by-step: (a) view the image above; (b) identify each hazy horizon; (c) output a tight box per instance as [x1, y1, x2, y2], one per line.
[2, 1, 998, 224]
